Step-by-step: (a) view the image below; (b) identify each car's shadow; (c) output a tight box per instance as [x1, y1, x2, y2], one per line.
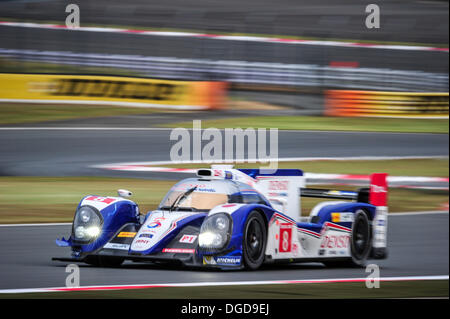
[52, 260, 330, 273]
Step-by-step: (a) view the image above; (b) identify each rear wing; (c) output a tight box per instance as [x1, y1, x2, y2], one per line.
[301, 173, 388, 207]
[301, 188, 361, 201]
[303, 173, 389, 253]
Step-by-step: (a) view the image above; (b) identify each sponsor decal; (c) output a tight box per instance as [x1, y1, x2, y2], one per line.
[85, 196, 116, 205]
[173, 183, 205, 191]
[197, 188, 216, 193]
[268, 180, 289, 191]
[104, 243, 130, 251]
[377, 219, 386, 226]
[203, 256, 216, 265]
[52, 78, 179, 101]
[134, 239, 150, 244]
[162, 248, 195, 254]
[133, 238, 152, 249]
[268, 192, 288, 197]
[139, 233, 154, 239]
[371, 185, 387, 194]
[320, 234, 350, 249]
[292, 243, 299, 255]
[331, 212, 354, 223]
[215, 256, 242, 266]
[179, 235, 197, 244]
[117, 232, 136, 238]
[224, 171, 233, 179]
[147, 221, 162, 229]
[202, 255, 242, 266]
[279, 223, 292, 253]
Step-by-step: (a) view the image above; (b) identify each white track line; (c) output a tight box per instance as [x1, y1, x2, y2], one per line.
[0, 275, 447, 294]
[0, 223, 71, 227]
[93, 156, 449, 168]
[0, 21, 448, 53]
[0, 127, 173, 131]
[94, 159, 449, 189]
[0, 128, 447, 136]
[388, 211, 449, 216]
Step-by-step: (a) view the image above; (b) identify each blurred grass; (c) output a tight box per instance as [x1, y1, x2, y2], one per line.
[0, 57, 142, 77]
[0, 103, 171, 124]
[0, 177, 174, 223]
[0, 175, 447, 224]
[1, 280, 447, 299]
[164, 116, 449, 134]
[147, 158, 449, 177]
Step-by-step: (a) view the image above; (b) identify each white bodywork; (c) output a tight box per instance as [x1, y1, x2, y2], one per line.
[264, 213, 352, 260]
[131, 211, 197, 252]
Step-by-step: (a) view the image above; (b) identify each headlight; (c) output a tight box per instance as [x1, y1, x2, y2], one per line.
[199, 213, 232, 251]
[72, 206, 103, 242]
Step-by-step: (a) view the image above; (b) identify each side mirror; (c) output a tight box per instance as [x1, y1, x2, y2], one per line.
[117, 189, 133, 198]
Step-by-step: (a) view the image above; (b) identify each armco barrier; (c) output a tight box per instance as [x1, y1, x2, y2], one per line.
[1, 49, 448, 93]
[0, 74, 227, 110]
[325, 90, 449, 118]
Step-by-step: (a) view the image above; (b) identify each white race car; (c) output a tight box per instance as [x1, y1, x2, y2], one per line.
[54, 166, 388, 270]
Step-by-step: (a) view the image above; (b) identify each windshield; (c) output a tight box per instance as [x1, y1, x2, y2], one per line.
[159, 190, 229, 211]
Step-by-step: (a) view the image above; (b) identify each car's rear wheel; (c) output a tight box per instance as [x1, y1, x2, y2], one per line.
[242, 211, 267, 270]
[350, 210, 372, 266]
[324, 209, 372, 268]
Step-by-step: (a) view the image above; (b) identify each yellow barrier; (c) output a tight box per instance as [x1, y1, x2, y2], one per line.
[0, 74, 227, 110]
[325, 90, 449, 118]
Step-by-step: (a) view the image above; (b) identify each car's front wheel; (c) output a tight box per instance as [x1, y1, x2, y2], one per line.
[242, 211, 267, 270]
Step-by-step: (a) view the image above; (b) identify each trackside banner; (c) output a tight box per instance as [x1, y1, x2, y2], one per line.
[0, 73, 227, 110]
[325, 90, 449, 118]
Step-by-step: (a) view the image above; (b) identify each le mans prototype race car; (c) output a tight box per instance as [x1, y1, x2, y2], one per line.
[54, 166, 388, 270]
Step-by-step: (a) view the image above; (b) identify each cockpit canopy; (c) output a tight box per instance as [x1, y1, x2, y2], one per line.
[158, 178, 269, 212]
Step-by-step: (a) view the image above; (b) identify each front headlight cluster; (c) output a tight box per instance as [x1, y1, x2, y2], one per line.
[72, 206, 103, 242]
[199, 213, 232, 251]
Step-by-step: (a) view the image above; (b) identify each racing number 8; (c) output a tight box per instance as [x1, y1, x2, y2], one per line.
[279, 223, 292, 253]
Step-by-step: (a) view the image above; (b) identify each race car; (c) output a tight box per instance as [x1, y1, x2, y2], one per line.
[53, 166, 389, 270]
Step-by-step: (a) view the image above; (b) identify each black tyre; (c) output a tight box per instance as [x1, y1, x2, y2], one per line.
[324, 210, 372, 268]
[242, 211, 267, 270]
[349, 210, 372, 267]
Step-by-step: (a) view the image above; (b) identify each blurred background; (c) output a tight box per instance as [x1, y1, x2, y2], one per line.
[0, 0, 448, 297]
[0, 0, 449, 112]
[0, 0, 448, 219]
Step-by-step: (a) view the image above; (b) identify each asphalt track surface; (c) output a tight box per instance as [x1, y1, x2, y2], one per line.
[1, 24, 447, 74]
[0, 127, 448, 179]
[0, 212, 447, 290]
[0, 0, 448, 44]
